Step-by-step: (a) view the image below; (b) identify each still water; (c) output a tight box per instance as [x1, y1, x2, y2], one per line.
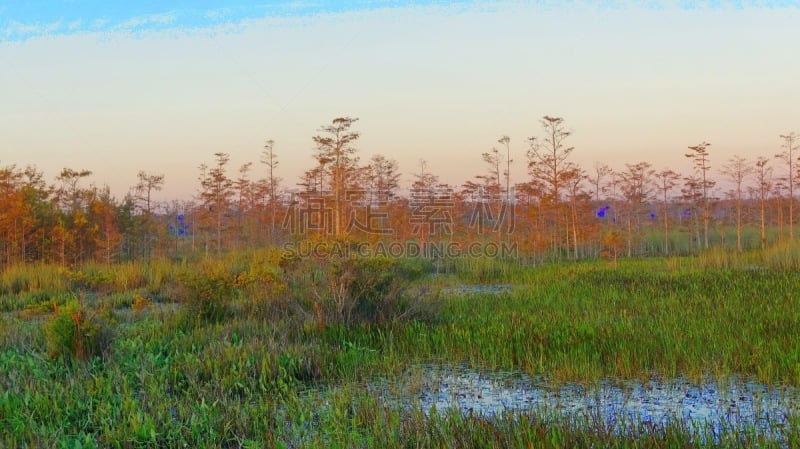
[365, 364, 799, 441]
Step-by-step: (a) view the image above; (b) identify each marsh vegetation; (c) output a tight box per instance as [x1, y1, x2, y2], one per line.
[1, 248, 799, 447]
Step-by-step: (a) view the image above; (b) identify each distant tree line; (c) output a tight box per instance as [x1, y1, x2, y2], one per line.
[1, 117, 797, 266]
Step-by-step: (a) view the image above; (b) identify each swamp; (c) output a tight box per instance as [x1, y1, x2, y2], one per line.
[1, 250, 799, 448]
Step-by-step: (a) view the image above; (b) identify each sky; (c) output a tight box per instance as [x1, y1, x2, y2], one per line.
[2, 0, 799, 202]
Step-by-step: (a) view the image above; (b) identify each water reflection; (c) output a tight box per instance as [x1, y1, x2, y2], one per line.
[368, 364, 799, 440]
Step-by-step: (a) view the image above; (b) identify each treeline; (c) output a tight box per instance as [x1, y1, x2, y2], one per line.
[1, 116, 798, 266]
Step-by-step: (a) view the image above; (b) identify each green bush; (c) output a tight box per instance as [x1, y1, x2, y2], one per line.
[176, 266, 239, 324]
[44, 299, 113, 361]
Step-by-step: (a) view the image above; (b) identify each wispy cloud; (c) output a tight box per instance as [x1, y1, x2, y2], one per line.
[113, 12, 177, 33]
[204, 8, 232, 21]
[66, 19, 83, 32]
[1, 0, 796, 42]
[3, 19, 63, 40]
[1, 10, 184, 42]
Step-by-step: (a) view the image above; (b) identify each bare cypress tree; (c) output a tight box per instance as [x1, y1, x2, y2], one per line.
[754, 157, 773, 249]
[55, 168, 93, 212]
[134, 171, 164, 217]
[234, 162, 253, 249]
[777, 132, 798, 240]
[720, 155, 754, 252]
[618, 162, 654, 257]
[563, 167, 588, 259]
[527, 116, 575, 255]
[367, 154, 400, 201]
[497, 136, 514, 242]
[593, 163, 612, 203]
[411, 159, 443, 244]
[199, 153, 233, 255]
[312, 117, 361, 237]
[478, 146, 504, 239]
[498, 136, 513, 205]
[260, 140, 281, 244]
[479, 147, 503, 198]
[134, 171, 164, 260]
[655, 169, 681, 256]
[681, 175, 703, 254]
[685, 142, 714, 249]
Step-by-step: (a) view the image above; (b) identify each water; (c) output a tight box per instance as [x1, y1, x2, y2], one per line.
[366, 364, 799, 442]
[440, 284, 514, 295]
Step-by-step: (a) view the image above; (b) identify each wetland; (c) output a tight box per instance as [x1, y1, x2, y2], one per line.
[1, 253, 799, 447]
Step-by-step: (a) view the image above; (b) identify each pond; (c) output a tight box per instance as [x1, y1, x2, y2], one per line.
[365, 364, 799, 442]
[440, 284, 514, 295]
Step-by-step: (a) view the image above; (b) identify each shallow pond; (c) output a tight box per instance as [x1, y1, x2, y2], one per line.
[365, 364, 799, 441]
[440, 284, 514, 295]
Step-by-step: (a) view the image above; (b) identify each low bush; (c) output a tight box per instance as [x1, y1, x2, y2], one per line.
[176, 266, 240, 324]
[290, 254, 436, 327]
[43, 299, 114, 361]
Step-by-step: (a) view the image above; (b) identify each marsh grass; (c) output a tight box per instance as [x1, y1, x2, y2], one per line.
[0, 263, 67, 295]
[1, 254, 799, 447]
[690, 239, 800, 271]
[391, 261, 800, 385]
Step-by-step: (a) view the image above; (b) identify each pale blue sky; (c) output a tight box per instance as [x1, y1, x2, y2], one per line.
[2, 1, 799, 200]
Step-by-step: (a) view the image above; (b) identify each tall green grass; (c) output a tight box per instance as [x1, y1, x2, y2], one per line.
[2, 254, 799, 446]
[388, 262, 800, 384]
[693, 239, 800, 270]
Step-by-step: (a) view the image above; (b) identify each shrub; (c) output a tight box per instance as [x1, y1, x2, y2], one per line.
[44, 299, 114, 361]
[132, 294, 154, 314]
[176, 266, 239, 324]
[59, 267, 114, 293]
[299, 255, 435, 327]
